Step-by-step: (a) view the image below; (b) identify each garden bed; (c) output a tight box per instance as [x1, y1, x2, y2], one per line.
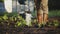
[0, 12, 60, 34]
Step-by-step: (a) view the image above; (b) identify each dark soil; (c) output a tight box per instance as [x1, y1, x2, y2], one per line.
[0, 27, 60, 34]
[48, 16, 60, 22]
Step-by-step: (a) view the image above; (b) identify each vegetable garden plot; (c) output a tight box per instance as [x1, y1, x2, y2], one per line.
[0, 0, 60, 34]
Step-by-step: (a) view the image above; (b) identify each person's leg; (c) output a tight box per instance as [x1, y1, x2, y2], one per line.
[35, 0, 44, 25]
[41, 0, 48, 24]
[43, 13, 48, 24]
[37, 0, 48, 25]
[37, 9, 43, 25]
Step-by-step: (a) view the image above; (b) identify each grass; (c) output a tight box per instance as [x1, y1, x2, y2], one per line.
[48, 10, 60, 17]
[32, 10, 60, 18]
[0, 11, 18, 16]
[0, 10, 60, 17]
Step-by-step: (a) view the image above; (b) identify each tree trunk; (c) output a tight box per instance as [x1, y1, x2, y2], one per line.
[35, 0, 48, 25]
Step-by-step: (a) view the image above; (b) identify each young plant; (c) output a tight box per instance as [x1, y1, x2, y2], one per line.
[53, 20, 59, 27]
[15, 15, 26, 27]
[2, 14, 8, 20]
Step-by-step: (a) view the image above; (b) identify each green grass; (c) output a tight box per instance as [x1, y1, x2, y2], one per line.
[32, 10, 60, 18]
[49, 10, 60, 17]
[0, 10, 60, 17]
[0, 11, 18, 16]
